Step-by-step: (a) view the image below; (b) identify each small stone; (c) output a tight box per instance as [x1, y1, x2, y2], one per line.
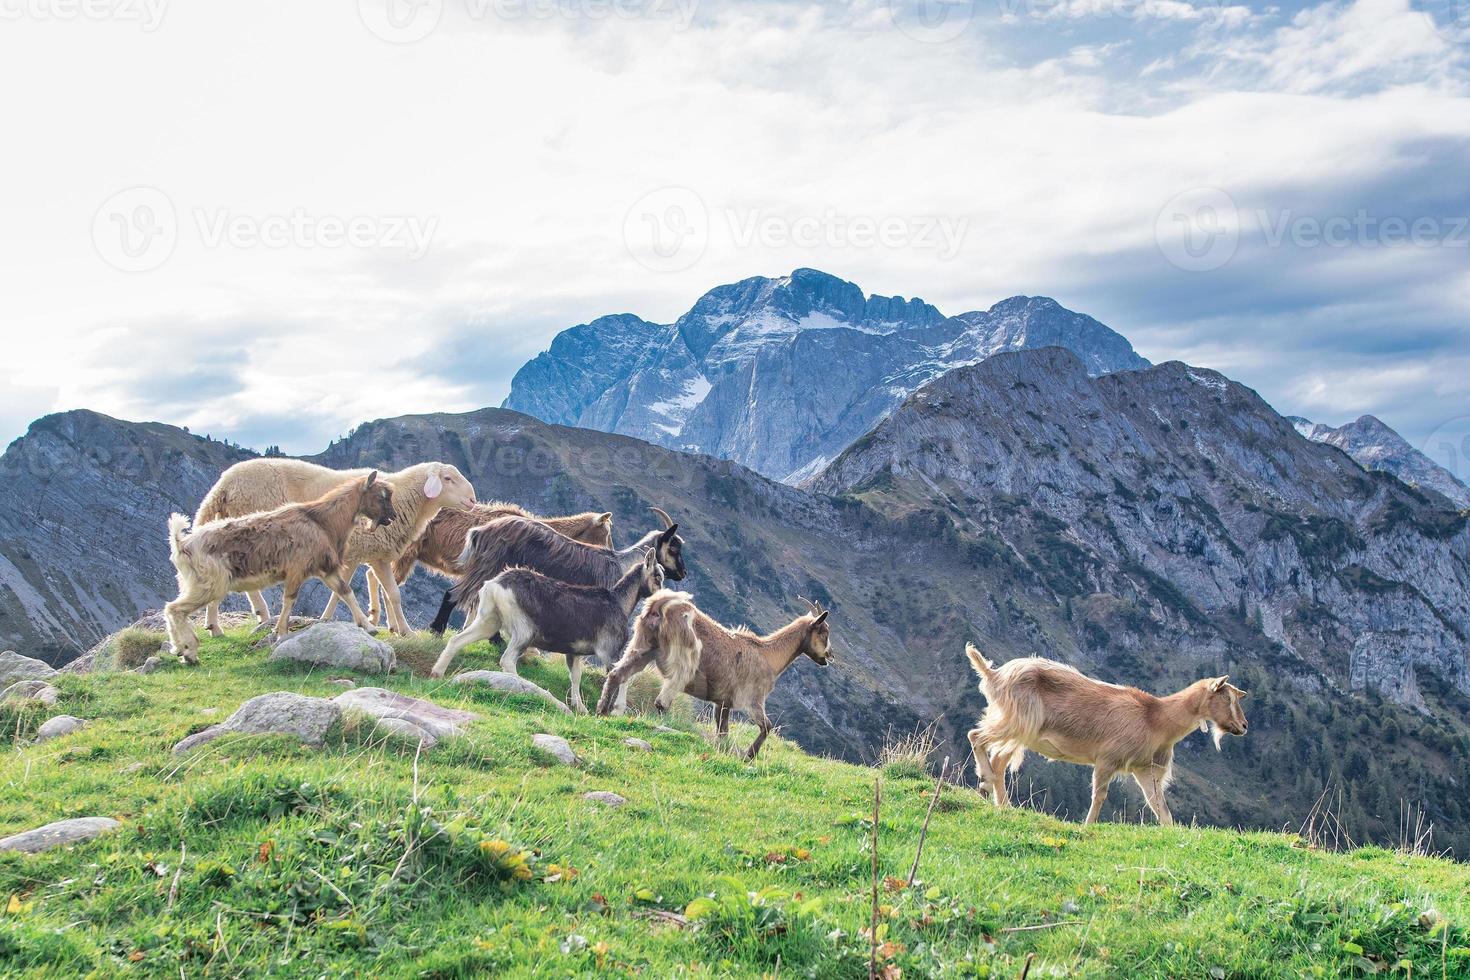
[623, 737, 652, 751]
[0, 817, 121, 854]
[134, 657, 166, 674]
[450, 671, 570, 713]
[531, 733, 577, 766]
[1, 680, 59, 706]
[268, 622, 395, 673]
[373, 717, 439, 749]
[199, 707, 220, 716]
[655, 725, 682, 734]
[333, 688, 479, 741]
[583, 791, 626, 808]
[0, 651, 57, 690]
[35, 715, 87, 743]
[119, 762, 147, 775]
[327, 678, 356, 688]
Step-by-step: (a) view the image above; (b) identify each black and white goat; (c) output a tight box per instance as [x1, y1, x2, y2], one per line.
[428, 549, 666, 713]
[426, 508, 686, 635]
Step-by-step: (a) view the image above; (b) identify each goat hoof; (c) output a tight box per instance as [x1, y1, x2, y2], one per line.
[207, 627, 224, 638]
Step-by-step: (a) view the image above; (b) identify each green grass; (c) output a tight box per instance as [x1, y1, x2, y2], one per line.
[2, 629, 1468, 978]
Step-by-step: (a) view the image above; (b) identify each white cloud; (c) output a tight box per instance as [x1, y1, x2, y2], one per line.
[0, 0, 1465, 453]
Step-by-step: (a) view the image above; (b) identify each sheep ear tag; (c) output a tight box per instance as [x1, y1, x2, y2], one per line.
[424, 473, 443, 499]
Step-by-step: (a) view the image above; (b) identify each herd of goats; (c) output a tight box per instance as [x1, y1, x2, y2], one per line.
[161, 458, 1251, 826]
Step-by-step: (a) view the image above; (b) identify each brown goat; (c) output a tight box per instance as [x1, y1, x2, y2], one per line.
[963, 643, 1249, 825]
[596, 594, 832, 760]
[164, 473, 396, 663]
[362, 502, 613, 626]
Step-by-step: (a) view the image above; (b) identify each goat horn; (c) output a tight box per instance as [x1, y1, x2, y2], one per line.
[649, 506, 675, 530]
[797, 595, 820, 616]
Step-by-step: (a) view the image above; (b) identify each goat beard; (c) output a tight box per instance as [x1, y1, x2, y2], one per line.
[1208, 721, 1224, 752]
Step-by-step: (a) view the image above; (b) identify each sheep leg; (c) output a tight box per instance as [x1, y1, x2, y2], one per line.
[273, 576, 305, 640]
[247, 591, 272, 627]
[745, 704, 773, 760]
[364, 567, 383, 628]
[372, 560, 413, 636]
[1084, 764, 1118, 825]
[715, 704, 731, 743]
[324, 571, 372, 630]
[206, 600, 224, 637]
[430, 601, 501, 679]
[1133, 768, 1174, 826]
[967, 728, 1007, 807]
[566, 655, 587, 714]
[320, 590, 340, 621]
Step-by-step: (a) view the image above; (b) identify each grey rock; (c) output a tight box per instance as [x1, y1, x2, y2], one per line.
[0, 651, 57, 690]
[583, 791, 626, 807]
[327, 678, 356, 688]
[172, 692, 341, 755]
[118, 761, 146, 775]
[373, 717, 439, 749]
[1, 680, 59, 705]
[35, 715, 87, 742]
[267, 622, 394, 673]
[451, 670, 570, 713]
[332, 687, 478, 741]
[505, 269, 1147, 483]
[134, 656, 166, 674]
[0, 817, 121, 854]
[623, 737, 652, 751]
[531, 733, 577, 765]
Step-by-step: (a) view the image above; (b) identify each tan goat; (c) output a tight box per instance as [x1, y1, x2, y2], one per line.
[963, 643, 1249, 825]
[596, 594, 832, 760]
[361, 502, 613, 627]
[165, 473, 396, 663]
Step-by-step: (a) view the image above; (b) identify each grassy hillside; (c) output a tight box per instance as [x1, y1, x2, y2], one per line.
[2, 632, 1468, 978]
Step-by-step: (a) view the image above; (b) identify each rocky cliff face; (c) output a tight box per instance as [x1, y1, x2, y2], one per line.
[1291, 415, 1470, 509]
[504, 268, 1149, 482]
[0, 411, 253, 664]
[815, 350, 1470, 707]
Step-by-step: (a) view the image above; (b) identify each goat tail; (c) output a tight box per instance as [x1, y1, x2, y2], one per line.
[965, 642, 996, 681]
[167, 514, 193, 570]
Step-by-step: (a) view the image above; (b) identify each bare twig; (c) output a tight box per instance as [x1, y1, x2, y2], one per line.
[166, 842, 186, 914]
[1019, 951, 1036, 979]
[1002, 920, 1083, 934]
[869, 776, 882, 980]
[907, 756, 948, 887]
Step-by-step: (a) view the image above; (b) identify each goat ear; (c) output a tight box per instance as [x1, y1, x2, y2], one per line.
[643, 548, 657, 571]
[598, 512, 612, 526]
[1209, 676, 1229, 692]
[365, 471, 378, 488]
[812, 611, 828, 627]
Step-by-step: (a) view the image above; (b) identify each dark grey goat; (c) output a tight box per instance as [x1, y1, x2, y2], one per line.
[426, 508, 686, 634]
[429, 549, 665, 712]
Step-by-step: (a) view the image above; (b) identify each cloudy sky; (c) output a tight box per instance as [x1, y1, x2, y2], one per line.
[2, 0, 1468, 473]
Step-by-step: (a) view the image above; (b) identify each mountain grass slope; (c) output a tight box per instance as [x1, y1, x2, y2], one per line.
[2, 630, 1467, 978]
